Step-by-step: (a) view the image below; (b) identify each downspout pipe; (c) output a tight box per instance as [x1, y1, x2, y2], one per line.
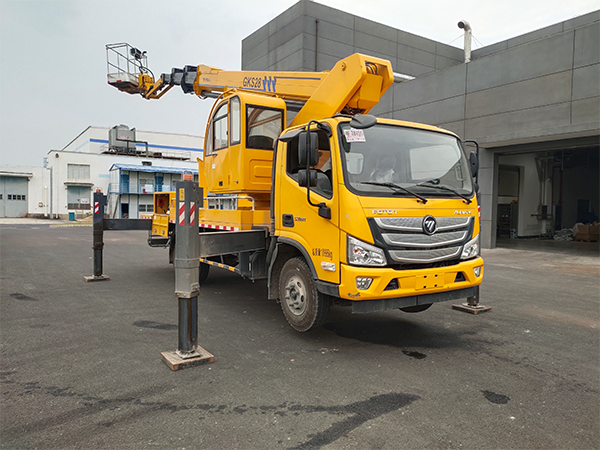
[458, 20, 472, 63]
[315, 19, 319, 71]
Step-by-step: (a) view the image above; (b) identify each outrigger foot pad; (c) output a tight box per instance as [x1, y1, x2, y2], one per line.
[161, 347, 215, 371]
[84, 275, 110, 282]
[452, 303, 492, 314]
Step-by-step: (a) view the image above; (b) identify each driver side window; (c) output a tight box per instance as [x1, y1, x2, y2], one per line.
[286, 130, 333, 199]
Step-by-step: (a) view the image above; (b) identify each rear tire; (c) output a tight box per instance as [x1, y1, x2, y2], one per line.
[400, 303, 433, 313]
[279, 257, 330, 332]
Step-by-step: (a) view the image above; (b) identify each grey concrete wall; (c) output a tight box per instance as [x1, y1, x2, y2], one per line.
[392, 16, 599, 147]
[241, 2, 599, 248]
[242, 0, 463, 74]
[390, 13, 599, 246]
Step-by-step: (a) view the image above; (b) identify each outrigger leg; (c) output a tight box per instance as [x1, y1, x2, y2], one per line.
[452, 286, 492, 314]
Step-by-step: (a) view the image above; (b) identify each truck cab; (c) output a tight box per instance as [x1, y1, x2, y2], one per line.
[269, 116, 483, 330]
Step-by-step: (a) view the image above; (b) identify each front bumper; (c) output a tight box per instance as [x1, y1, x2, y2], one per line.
[338, 256, 484, 304]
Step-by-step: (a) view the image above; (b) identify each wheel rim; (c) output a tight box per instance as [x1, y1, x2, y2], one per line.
[284, 274, 307, 316]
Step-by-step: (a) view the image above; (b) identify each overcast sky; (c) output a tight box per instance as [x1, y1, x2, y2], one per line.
[1, 0, 597, 167]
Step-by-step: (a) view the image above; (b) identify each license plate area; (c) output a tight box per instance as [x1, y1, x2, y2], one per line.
[416, 273, 444, 290]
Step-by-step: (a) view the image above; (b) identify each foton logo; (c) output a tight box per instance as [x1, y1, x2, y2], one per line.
[372, 210, 397, 215]
[422, 215, 438, 235]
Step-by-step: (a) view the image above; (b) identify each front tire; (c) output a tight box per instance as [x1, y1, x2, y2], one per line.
[279, 257, 330, 332]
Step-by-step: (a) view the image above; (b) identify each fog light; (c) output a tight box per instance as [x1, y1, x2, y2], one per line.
[356, 277, 373, 290]
[473, 266, 482, 277]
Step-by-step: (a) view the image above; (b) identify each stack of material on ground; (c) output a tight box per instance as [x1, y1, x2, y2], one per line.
[572, 222, 600, 243]
[553, 228, 574, 241]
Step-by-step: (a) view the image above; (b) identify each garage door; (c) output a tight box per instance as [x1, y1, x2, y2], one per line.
[0, 176, 28, 217]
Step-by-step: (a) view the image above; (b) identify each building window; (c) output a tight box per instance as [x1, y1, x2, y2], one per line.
[139, 178, 154, 193]
[139, 204, 154, 213]
[67, 164, 90, 179]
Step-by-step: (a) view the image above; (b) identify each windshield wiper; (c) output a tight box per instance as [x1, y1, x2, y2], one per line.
[416, 181, 472, 204]
[361, 181, 427, 204]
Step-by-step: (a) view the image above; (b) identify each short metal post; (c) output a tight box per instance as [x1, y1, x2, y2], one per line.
[161, 180, 214, 370]
[178, 297, 198, 354]
[85, 192, 110, 282]
[466, 286, 480, 307]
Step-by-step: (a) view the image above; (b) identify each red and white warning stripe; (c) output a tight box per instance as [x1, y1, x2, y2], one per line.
[178, 203, 186, 226]
[190, 203, 196, 226]
[200, 223, 239, 231]
[94, 202, 99, 214]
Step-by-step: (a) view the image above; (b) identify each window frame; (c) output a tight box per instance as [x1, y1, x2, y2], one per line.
[230, 96, 241, 146]
[67, 163, 91, 180]
[245, 104, 284, 151]
[212, 101, 229, 152]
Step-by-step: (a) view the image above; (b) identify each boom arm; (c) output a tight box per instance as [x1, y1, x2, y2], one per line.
[107, 44, 399, 126]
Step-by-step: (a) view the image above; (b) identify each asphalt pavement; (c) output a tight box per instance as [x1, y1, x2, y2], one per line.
[1, 223, 598, 449]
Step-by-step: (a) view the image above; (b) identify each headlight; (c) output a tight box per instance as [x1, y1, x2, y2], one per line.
[461, 234, 479, 260]
[347, 235, 387, 266]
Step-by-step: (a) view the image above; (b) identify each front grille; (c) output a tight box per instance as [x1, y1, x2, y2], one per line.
[370, 216, 473, 266]
[375, 217, 471, 232]
[382, 230, 468, 248]
[389, 247, 461, 263]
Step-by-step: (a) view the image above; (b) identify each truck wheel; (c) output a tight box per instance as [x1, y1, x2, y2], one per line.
[199, 263, 210, 283]
[279, 257, 330, 332]
[400, 304, 432, 313]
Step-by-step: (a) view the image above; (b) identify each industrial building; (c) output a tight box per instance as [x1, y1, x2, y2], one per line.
[0, 126, 201, 219]
[242, 0, 599, 248]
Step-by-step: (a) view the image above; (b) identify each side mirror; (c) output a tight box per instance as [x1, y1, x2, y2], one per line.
[469, 151, 479, 178]
[297, 169, 317, 187]
[298, 131, 318, 167]
[464, 139, 480, 179]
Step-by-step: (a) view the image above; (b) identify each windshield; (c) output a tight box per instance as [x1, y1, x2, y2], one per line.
[338, 122, 473, 197]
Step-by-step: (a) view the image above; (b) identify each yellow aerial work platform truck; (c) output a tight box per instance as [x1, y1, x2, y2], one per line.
[106, 43, 486, 331]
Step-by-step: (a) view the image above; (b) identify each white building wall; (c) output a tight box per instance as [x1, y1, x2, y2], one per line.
[1, 126, 203, 219]
[47, 150, 199, 219]
[0, 165, 48, 217]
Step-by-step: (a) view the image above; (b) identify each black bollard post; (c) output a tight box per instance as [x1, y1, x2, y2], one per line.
[85, 191, 110, 282]
[161, 179, 214, 370]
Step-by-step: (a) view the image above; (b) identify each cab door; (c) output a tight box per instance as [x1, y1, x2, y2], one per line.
[204, 100, 230, 193]
[276, 127, 340, 284]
